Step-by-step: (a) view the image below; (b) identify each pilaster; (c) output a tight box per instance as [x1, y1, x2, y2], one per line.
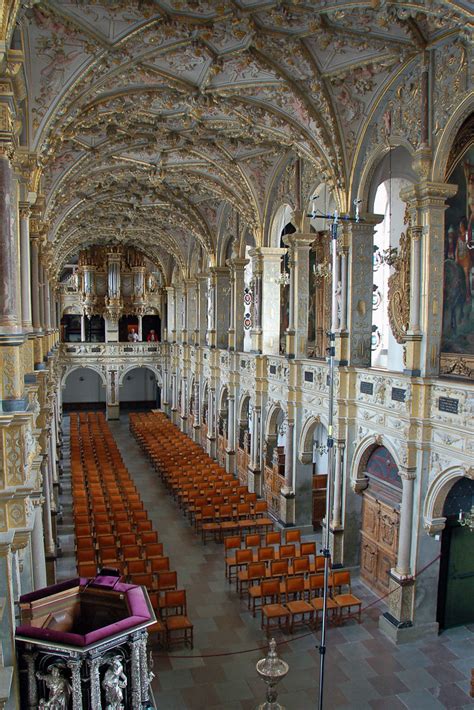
[400, 181, 457, 377]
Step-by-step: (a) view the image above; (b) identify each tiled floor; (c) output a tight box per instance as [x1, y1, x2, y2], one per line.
[57, 414, 474, 709]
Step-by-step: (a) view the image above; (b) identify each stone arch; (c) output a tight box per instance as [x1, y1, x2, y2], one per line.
[351, 434, 404, 493]
[432, 95, 474, 183]
[264, 401, 286, 439]
[218, 384, 229, 414]
[201, 380, 209, 423]
[298, 414, 327, 463]
[267, 203, 294, 248]
[357, 139, 416, 212]
[238, 391, 252, 422]
[118, 364, 162, 387]
[61, 364, 106, 388]
[423, 465, 474, 535]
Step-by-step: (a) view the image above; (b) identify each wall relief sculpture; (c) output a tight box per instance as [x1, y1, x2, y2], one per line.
[387, 226, 411, 344]
[441, 113, 474, 379]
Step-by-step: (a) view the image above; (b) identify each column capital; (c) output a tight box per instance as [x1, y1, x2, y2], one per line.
[399, 467, 417, 481]
[282, 233, 314, 249]
[400, 181, 458, 205]
[226, 257, 249, 271]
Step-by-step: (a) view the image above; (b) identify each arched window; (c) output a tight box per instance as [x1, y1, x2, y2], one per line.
[371, 177, 409, 370]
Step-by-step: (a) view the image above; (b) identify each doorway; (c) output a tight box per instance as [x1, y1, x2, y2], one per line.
[437, 477, 474, 629]
[359, 446, 401, 595]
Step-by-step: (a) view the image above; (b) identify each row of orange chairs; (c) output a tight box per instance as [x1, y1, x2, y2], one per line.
[68, 412, 193, 648]
[129, 412, 275, 541]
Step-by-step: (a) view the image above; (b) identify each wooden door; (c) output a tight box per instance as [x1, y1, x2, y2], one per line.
[440, 522, 474, 628]
[360, 493, 399, 595]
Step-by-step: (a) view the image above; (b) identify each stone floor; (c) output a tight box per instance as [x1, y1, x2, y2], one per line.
[57, 414, 474, 709]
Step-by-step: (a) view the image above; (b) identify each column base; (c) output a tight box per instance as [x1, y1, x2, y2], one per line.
[106, 403, 120, 420]
[279, 491, 295, 526]
[207, 436, 216, 460]
[379, 612, 438, 644]
[45, 552, 57, 586]
[329, 526, 344, 567]
[225, 449, 235, 475]
[247, 468, 262, 496]
[180, 416, 188, 434]
[192, 425, 201, 444]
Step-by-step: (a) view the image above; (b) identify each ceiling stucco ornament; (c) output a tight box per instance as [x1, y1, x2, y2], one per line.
[7, 0, 470, 282]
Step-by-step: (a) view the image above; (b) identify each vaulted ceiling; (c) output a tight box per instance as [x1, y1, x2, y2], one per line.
[10, 0, 473, 279]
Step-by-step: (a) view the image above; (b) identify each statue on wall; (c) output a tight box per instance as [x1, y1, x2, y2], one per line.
[102, 656, 128, 710]
[37, 664, 71, 710]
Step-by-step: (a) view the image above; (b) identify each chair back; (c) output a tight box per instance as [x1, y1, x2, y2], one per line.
[285, 529, 301, 545]
[265, 531, 281, 546]
[236, 548, 253, 565]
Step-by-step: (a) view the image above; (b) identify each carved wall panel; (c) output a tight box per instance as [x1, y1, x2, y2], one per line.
[360, 493, 399, 595]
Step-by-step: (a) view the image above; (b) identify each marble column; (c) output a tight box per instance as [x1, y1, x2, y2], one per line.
[197, 275, 208, 346]
[396, 471, 416, 578]
[30, 237, 41, 331]
[344, 215, 383, 366]
[0, 541, 16, 667]
[249, 248, 287, 355]
[138, 314, 143, 341]
[400, 182, 456, 376]
[166, 286, 176, 342]
[41, 455, 55, 557]
[210, 266, 230, 349]
[329, 441, 345, 565]
[38, 263, 45, 330]
[280, 421, 295, 526]
[180, 376, 188, 433]
[0, 153, 20, 332]
[80, 314, 86, 343]
[225, 394, 236, 474]
[248, 405, 262, 496]
[380, 468, 417, 642]
[192, 379, 201, 443]
[185, 279, 197, 343]
[31, 500, 47, 590]
[283, 234, 313, 358]
[43, 274, 51, 332]
[227, 258, 248, 352]
[207, 387, 216, 458]
[19, 201, 33, 330]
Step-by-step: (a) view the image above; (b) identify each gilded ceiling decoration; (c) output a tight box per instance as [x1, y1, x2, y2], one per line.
[4, 0, 471, 280]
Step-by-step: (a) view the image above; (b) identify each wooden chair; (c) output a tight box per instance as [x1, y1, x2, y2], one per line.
[332, 571, 362, 624]
[224, 536, 242, 581]
[126, 559, 148, 577]
[233, 548, 253, 591]
[77, 561, 97, 578]
[258, 546, 275, 566]
[238, 561, 266, 598]
[140, 531, 159, 546]
[265, 531, 281, 547]
[283, 576, 314, 632]
[291, 556, 310, 577]
[156, 571, 178, 594]
[144, 542, 164, 559]
[285, 529, 301, 546]
[150, 556, 170, 574]
[162, 590, 193, 649]
[261, 580, 290, 634]
[279, 544, 296, 561]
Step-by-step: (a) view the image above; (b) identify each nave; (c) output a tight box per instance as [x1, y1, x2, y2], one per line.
[57, 414, 473, 710]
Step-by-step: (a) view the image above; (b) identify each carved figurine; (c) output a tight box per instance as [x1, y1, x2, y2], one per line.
[102, 656, 128, 710]
[37, 665, 71, 710]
